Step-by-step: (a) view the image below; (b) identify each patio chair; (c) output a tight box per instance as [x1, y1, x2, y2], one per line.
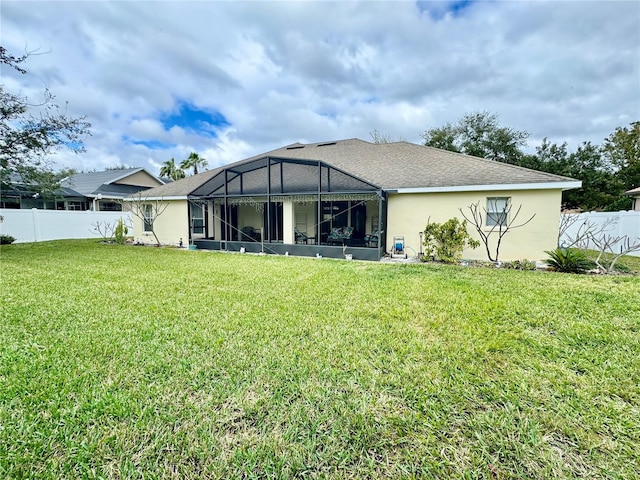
[295, 227, 309, 244]
[327, 227, 343, 245]
[241, 226, 259, 242]
[364, 229, 379, 248]
[327, 226, 354, 246]
[341, 226, 354, 245]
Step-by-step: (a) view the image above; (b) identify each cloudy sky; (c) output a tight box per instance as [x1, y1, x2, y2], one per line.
[2, 1, 639, 176]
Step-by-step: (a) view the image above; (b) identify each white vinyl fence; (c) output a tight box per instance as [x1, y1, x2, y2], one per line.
[560, 210, 640, 257]
[0, 209, 134, 243]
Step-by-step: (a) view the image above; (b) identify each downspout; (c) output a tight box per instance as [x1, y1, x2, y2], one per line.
[187, 200, 192, 245]
[378, 189, 386, 260]
[266, 157, 271, 243]
[224, 169, 229, 243]
[317, 161, 322, 245]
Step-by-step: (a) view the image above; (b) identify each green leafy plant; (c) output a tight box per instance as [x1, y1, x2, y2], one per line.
[502, 259, 537, 271]
[0, 234, 16, 245]
[114, 218, 128, 245]
[545, 248, 594, 273]
[422, 217, 480, 263]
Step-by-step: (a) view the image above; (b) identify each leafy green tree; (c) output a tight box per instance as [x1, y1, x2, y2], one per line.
[563, 142, 623, 211]
[603, 121, 640, 191]
[0, 46, 91, 195]
[159, 158, 185, 181]
[180, 152, 208, 175]
[519, 138, 570, 173]
[421, 111, 529, 164]
[520, 138, 627, 211]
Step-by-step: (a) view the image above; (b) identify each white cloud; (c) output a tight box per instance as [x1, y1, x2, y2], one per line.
[1, 0, 638, 177]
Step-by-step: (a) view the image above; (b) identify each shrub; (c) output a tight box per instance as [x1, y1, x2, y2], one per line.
[114, 218, 129, 245]
[502, 259, 537, 271]
[545, 248, 594, 273]
[0, 234, 16, 245]
[423, 218, 480, 263]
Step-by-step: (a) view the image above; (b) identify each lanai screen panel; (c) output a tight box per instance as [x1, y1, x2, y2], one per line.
[191, 171, 226, 196]
[322, 166, 375, 192]
[279, 160, 320, 193]
[225, 174, 243, 195]
[241, 167, 269, 195]
[226, 157, 269, 195]
[190, 156, 379, 198]
[269, 160, 282, 193]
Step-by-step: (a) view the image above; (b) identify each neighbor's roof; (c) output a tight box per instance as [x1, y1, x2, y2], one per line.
[132, 168, 222, 198]
[625, 186, 640, 195]
[61, 168, 163, 197]
[138, 139, 580, 198]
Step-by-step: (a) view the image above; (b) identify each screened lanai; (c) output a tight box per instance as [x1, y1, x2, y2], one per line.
[188, 155, 386, 260]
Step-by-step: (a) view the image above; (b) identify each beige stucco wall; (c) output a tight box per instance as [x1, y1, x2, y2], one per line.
[386, 189, 563, 261]
[116, 171, 163, 188]
[131, 199, 189, 246]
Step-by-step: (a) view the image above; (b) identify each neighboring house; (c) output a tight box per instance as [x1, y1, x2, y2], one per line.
[1, 173, 87, 210]
[127, 139, 581, 261]
[1, 168, 164, 211]
[625, 187, 640, 211]
[61, 168, 165, 211]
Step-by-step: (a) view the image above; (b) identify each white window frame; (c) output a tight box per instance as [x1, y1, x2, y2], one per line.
[486, 197, 510, 227]
[143, 204, 153, 233]
[191, 203, 205, 235]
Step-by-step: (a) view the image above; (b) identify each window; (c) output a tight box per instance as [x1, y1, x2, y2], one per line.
[99, 201, 122, 212]
[191, 203, 204, 234]
[295, 213, 307, 233]
[143, 204, 153, 232]
[486, 197, 509, 227]
[66, 201, 84, 211]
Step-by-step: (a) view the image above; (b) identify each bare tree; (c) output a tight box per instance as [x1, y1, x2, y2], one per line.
[558, 215, 617, 249]
[91, 217, 133, 243]
[91, 220, 116, 241]
[558, 214, 639, 273]
[369, 130, 395, 144]
[123, 193, 169, 246]
[460, 200, 535, 262]
[589, 234, 640, 273]
[558, 214, 583, 248]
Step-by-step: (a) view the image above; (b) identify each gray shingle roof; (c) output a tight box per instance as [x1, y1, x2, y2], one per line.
[139, 139, 579, 197]
[133, 168, 222, 198]
[61, 168, 163, 196]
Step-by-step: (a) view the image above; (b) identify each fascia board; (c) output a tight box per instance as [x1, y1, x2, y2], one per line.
[122, 195, 188, 201]
[388, 181, 582, 194]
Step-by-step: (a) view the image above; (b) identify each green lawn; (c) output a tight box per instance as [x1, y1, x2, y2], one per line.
[1, 241, 638, 479]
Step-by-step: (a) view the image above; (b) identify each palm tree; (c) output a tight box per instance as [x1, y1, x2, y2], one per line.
[180, 152, 208, 175]
[159, 158, 185, 181]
